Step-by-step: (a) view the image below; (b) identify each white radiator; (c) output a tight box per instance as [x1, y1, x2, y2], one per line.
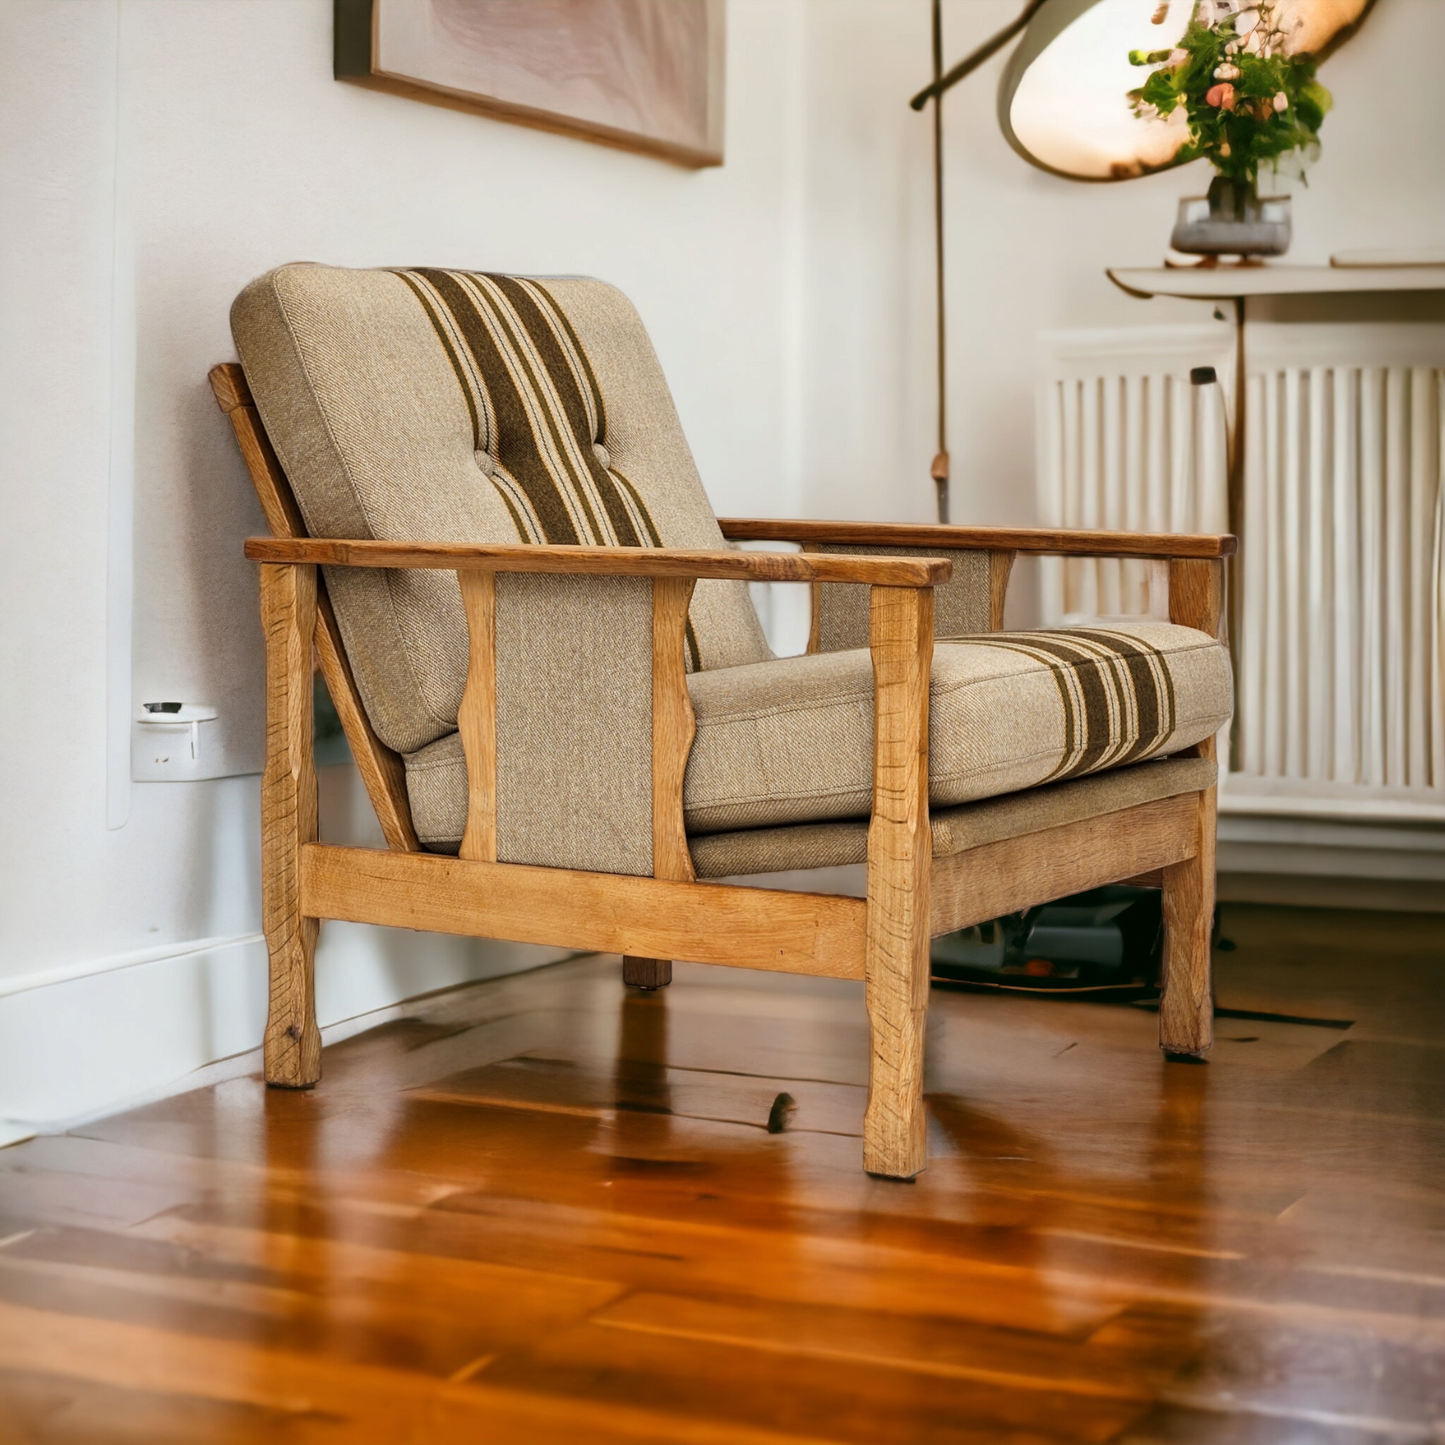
[1038, 327, 1445, 821]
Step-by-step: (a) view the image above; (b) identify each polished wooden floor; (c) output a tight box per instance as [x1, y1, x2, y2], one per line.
[1, 903, 1443, 1443]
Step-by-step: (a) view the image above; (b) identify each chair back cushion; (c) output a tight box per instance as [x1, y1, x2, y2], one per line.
[232, 264, 770, 755]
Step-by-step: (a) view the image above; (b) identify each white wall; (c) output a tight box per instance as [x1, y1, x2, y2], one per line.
[0, 0, 814, 1133]
[2, 0, 1440, 1132]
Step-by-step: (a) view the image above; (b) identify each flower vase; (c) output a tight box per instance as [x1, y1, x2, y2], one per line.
[1170, 177, 1292, 259]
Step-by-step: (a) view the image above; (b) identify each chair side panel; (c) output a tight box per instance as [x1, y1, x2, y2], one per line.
[811, 546, 992, 653]
[403, 573, 655, 874]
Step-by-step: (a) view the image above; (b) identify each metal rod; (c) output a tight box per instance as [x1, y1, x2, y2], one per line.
[1227, 294, 1246, 773]
[909, 0, 1047, 111]
[931, 0, 949, 523]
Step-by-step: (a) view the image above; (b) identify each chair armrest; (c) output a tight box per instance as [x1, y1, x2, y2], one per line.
[244, 537, 952, 588]
[717, 518, 1237, 560]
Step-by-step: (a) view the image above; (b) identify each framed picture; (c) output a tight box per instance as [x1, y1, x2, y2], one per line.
[335, 0, 725, 168]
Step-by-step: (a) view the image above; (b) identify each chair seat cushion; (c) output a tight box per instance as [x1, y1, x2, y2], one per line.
[403, 621, 1231, 849]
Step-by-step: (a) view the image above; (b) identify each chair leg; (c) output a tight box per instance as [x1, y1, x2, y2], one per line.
[1159, 785, 1216, 1059]
[863, 888, 931, 1179]
[862, 584, 933, 1180]
[623, 956, 672, 990]
[259, 563, 322, 1089]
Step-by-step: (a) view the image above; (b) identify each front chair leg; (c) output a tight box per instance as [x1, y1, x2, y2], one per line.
[259, 562, 322, 1088]
[623, 956, 672, 990]
[1159, 785, 1216, 1058]
[863, 584, 933, 1179]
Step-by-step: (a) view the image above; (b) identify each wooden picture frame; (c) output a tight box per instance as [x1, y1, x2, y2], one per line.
[335, 0, 726, 168]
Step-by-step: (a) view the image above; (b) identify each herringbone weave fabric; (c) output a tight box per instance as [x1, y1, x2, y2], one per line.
[232, 264, 769, 757]
[232, 263, 772, 873]
[404, 620, 1231, 848]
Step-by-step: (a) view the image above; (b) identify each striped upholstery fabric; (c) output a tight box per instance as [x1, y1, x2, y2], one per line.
[233, 263, 1229, 870]
[231, 263, 769, 757]
[395, 268, 703, 668]
[404, 620, 1232, 847]
[397, 270, 671, 548]
[943, 627, 1191, 782]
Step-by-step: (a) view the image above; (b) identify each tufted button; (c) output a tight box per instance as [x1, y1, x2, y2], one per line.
[592, 442, 611, 470]
[474, 449, 498, 477]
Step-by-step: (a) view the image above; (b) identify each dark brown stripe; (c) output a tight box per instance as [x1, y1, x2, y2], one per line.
[534, 279, 608, 440]
[958, 630, 1175, 781]
[1067, 628, 1176, 764]
[399, 269, 707, 668]
[491, 277, 645, 548]
[394, 271, 482, 451]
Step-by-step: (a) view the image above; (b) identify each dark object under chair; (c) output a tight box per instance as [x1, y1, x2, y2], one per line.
[931, 885, 1165, 998]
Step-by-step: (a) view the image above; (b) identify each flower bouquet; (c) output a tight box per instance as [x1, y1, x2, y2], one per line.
[1129, 0, 1333, 259]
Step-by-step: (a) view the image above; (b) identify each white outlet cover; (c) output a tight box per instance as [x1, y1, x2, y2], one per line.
[132, 706, 254, 782]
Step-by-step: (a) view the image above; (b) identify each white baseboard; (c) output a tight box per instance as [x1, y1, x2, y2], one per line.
[0, 923, 571, 1142]
[1217, 812, 1445, 882]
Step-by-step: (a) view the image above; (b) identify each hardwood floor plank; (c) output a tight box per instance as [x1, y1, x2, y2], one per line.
[1093, 1303, 1445, 1428]
[0, 1223, 621, 1379]
[0, 1368, 314, 1445]
[154, 1190, 1127, 1339]
[0, 1168, 198, 1233]
[406, 1053, 869, 1137]
[0, 905, 1440, 1439]
[590, 1291, 1173, 1400]
[0, 1299, 838, 1444]
[480, 1316, 1147, 1444]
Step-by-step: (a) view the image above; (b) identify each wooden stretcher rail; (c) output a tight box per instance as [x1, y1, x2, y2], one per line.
[929, 795, 1200, 936]
[245, 537, 952, 587]
[719, 517, 1238, 560]
[300, 844, 868, 980]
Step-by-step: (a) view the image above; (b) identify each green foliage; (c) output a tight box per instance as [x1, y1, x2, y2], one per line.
[1128, 1, 1332, 192]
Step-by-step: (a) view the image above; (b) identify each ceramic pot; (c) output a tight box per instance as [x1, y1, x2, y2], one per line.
[1171, 177, 1292, 257]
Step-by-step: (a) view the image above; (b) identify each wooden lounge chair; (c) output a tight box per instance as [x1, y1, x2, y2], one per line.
[212, 265, 1235, 1179]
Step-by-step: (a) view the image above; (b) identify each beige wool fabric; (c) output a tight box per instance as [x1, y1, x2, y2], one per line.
[232, 262, 1230, 874]
[231, 264, 771, 758]
[811, 545, 994, 652]
[405, 620, 1231, 848]
[688, 756, 1218, 878]
[681, 620, 1229, 834]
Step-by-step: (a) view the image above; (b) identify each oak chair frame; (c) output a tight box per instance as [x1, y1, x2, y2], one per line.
[213, 362, 1236, 1180]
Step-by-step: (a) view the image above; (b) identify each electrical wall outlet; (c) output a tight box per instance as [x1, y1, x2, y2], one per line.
[132, 703, 230, 781]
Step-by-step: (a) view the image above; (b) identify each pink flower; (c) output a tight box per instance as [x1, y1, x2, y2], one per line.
[1205, 82, 1237, 109]
[1272, 91, 1288, 112]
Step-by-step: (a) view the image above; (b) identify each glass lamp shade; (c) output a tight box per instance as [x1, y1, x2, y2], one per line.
[997, 0, 1373, 181]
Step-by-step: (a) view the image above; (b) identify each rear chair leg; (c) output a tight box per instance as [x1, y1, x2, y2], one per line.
[1159, 786, 1216, 1058]
[259, 562, 322, 1088]
[623, 956, 672, 990]
[862, 584, 934, 1179]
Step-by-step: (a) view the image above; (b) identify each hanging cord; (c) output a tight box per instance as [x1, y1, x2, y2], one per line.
[930, 0, 949, 523]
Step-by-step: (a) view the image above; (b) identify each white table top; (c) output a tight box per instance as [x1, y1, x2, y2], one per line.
[1107, 264, 1445, 300]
